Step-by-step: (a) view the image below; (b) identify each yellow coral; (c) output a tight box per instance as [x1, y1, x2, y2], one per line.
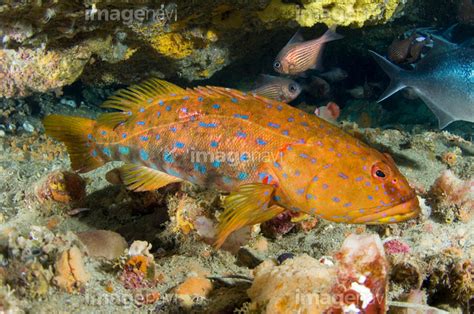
[151, 33, 194, 59]
[258, 0, 404, 28]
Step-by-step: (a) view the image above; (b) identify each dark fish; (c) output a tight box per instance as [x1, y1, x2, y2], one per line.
[303, 76, 330, 98]
[319, 67, 348, 82]
[370, 36, 474, 128]
[274, 27, 343, 75]
[250, 74, 301, 103]
[387, 33, 417, 64]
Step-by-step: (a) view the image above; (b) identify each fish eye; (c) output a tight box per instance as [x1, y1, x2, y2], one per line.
[289, 83, 298, 93]
[371, 162, 390, 180]
[273, 61, 281, 69]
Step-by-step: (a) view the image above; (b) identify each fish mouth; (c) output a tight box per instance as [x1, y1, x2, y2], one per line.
[352, 196, 421, 224]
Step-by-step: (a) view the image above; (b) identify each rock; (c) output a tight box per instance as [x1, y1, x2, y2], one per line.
[22, 120, 34, 133]
[76, 230, 127, 260]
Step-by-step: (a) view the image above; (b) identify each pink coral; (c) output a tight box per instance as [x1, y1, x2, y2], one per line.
[429, 170, 473, 222]
[383, 239, 411, 254]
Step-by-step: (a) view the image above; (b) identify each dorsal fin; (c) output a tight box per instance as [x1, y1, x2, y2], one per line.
[97, 78, 185, 128]
[286, 30, 304, 45]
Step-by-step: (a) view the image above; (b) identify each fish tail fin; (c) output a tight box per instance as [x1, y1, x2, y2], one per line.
[43, 115, 104, 173]
[369, 50, 408, 102]
[310, 26, 344, 71]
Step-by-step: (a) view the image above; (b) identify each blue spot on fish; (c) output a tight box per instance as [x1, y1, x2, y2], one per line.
[139, 107, 145, 113]
[322, 184, 329, 189]
[163, 151, 174, 163]
[288, 117, 294, 122]
[296, 188, 304, 195]
[166, 106, 171, 111]
[273, 195, 281, 202]
[282, 130, 289, 136]
[183, 96, 190, 100]
[268, 122, 280, 128]
[294, 170, 301, 176]
[100, 147, 110, 157]
[238, 172, 248, 180]
[194, 163, 206, 174]
[137, 121, 145, 126]
[122, 133, 127, 139]
[119, 146, 130, 155]
[197, 96, 203, 102]
[199, 122, 217, 128]
[343, 202, 352, 207]
[140, 149, 149, 161]
[273, 161, 281, 168]
[155, 134, 161, 140]
[210, 141, 219, 148]
[306, 193, 314, 199]
[175, 142, 185, 148]
[240, 153, 249, 161]
[368, 195, 374, 200]
[338, 172, 349, 180]
[312, 176, 319, 182]
[170, 127, 177, 132]
[237, 131, 247, 138]
[256, 138, 267, 146]
[212, 160, 221, 168]
[87, 134, 93, 140]
[231, 97, 238, 103]
[91, 150, 97, 157]
[233, 114, 249, 119]
[355, 176, 363, 182]
[140, 136, 149, 142]
[101, 130, 107, 136]
[332, 197, 340, 203]
[158, 100, 164, 106]
[212, 104, 220, 109]
[157, 111, 161, 117]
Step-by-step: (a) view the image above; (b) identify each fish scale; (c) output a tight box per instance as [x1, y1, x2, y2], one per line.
[43, 78, 420, 248]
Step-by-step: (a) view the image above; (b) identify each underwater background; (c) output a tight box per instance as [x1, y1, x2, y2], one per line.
[0, 0, 473, 313]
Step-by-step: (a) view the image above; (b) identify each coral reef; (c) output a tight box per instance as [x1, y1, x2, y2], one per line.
[0, 37, 113, 98]
[0, 0, 410, 94]
[257, 0, 406, 28]
[429, 170, 473, 223]
[247, 234, 388, 313]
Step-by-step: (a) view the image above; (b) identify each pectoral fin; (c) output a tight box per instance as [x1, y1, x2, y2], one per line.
[116, 164, 182, 192]
[214, 183, 284, 248]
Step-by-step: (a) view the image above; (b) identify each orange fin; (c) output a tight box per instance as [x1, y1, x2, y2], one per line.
[214, 183, 284, 249]
[43, 115, 103, 173]
[98, 78, 185, 128]
[117, 164, 182, 192]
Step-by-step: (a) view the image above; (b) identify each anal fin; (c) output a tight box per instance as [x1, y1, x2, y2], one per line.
[214, 183, 284, 248]
[116, 164, 182, 192]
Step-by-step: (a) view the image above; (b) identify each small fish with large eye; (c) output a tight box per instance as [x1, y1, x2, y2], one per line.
[273, 27, 343, 76]
[250, 74, 302, 103]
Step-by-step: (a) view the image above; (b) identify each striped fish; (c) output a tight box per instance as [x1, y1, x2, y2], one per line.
[250, 74, 301, 103]
[273, 27, 343, 75]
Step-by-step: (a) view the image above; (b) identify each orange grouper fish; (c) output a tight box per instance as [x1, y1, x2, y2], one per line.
[43, 79, 420, 248]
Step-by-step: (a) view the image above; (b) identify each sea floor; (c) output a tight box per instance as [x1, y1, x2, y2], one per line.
[0, 114, 473, 313]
